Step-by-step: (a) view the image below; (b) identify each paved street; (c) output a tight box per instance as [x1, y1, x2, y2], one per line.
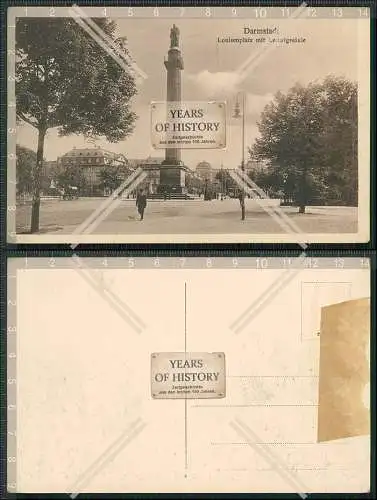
[16, 198, 358, 235]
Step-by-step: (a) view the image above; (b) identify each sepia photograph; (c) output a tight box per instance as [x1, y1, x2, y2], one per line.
[8, 6, 371, 243]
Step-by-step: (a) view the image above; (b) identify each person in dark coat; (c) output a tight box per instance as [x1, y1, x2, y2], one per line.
[238, 190, 245, 220]
[136, 189, 147, 220]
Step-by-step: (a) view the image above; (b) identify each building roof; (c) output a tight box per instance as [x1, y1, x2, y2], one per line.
[127, 157, 163, 166]
[196, 161, 212, 170]
[62, 148, 102, 157]
[62, 147, 125, 159]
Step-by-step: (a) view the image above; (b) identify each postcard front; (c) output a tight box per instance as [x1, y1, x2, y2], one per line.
[8, 6, 371, 243]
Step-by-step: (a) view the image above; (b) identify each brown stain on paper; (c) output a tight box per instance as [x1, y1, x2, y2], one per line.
[317, 297, 370, 442]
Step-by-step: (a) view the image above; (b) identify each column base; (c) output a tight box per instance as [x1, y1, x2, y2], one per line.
[158, 164, 188, 195]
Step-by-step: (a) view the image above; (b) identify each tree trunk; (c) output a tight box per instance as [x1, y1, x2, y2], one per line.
[30, 126, 47, 233]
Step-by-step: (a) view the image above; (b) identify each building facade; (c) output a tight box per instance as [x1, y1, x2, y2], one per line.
[195, 161, 213, 182]
[57, 146, 128, 195]
[52, 148, 220, 197]
[127, 157, 163, 194]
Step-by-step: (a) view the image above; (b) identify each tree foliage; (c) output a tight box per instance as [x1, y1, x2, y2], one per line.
[98, 163, 131, 193]
[16, 144, 36, 194]
[250, 76, 358, 212]
[215, 169, 237, 192]
[185, 171, 204, 194]
[55, 164, 87, 192]
[16, 17, 138, 231]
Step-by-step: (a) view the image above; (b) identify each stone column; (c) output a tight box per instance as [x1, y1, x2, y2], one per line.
[164, 30, 184, 165]
[158, 25, 187, 196]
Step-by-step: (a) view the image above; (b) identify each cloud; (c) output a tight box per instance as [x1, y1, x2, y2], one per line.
[186, 70, 274, 119]
[187, 70, 242, 98]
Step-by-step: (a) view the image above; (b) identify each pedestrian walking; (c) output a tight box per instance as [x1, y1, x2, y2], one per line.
[238, 190, 245, 220]
[136, 189, 147, 220]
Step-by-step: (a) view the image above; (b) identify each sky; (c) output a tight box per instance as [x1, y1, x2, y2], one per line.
[16, 16, 359, 170]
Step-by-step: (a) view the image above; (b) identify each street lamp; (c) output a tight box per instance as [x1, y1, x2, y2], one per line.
[233, 91, 246, 172]
[233, 91, 246, 220]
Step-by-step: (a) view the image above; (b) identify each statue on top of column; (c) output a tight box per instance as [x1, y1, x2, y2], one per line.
[170, 24, 180, 48]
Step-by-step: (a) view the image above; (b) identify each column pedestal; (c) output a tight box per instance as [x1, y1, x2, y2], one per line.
[158, 163, 188, 195]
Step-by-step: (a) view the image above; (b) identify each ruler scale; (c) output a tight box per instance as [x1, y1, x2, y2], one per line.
[6, 255, 371, 494]
[6, 5, 371, 244]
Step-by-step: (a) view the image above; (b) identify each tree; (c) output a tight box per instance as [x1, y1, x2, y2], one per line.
[215, 169, 236, 193]
[185, 171, 204, 194]
[55, 163, 87, 193]
[320, 76, 358, 206]
[249, 169, 282, 198]
[98, 162, 131, 194]
[215, 169, 227, 191]
[16, 17, 138, 232]
[250, 76, 357, 213]
[16, 144, 35, 195]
